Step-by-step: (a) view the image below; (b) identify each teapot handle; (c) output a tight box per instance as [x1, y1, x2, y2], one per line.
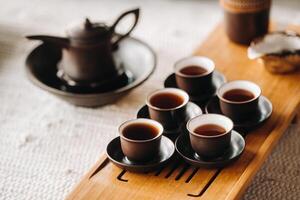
[111, 8, 140, 48]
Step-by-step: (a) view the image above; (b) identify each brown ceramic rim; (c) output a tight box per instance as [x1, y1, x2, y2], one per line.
[174, 56, 215, 78]
[217, 80, 261, 104]
[146, 88, 189, 111]
[118, 118, 163, 143]
[25, 37, 156, 98]
[187, 114, 233, 138]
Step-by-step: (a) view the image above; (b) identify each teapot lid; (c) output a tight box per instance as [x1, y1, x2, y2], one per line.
[67, 18, 110, 42]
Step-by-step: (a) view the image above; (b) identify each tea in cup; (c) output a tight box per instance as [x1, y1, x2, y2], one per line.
[146, 88, 189, 130]
[174, 56, 215, 95]
[119, 118, 163, 162]
[217, 80, 261, 121]
[187, 114, 233, 158]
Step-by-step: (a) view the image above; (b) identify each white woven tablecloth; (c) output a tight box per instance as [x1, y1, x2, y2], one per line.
[0, 0, 299, 199]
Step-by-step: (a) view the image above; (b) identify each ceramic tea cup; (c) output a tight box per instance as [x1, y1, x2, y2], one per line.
[217, 80, 261, 121]
[174, 56, 215, 95]
[146, 88, 189, 130]
[187, 114, 233, 158]
[119, 118, 163, 162]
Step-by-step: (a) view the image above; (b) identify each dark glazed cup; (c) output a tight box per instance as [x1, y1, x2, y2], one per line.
[187, 114, 233, 158]
[217, 80, 261, 122]
[146, 88, 189, 130]
[119, 118, 163, 162]
[220, 0, 271, 45]
[174, 56, 215, 96]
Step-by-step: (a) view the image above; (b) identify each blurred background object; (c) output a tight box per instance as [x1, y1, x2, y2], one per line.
[221, 0, 271, 44]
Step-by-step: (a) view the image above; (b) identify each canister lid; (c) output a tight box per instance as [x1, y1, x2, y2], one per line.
[220, 0, 271, 13]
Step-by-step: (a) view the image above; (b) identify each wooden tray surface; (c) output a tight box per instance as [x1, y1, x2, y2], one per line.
[66, 23, 300, 200]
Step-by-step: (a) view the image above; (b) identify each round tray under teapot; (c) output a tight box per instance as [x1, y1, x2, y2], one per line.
[25, 36, 156, 107]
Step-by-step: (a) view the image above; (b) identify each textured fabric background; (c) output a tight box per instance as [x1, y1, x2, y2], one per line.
[0, 0, 299, 199]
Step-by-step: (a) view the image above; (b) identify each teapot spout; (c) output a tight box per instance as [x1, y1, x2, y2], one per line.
[26, 35, 70, 48]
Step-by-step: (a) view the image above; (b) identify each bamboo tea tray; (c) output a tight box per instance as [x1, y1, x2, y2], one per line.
[66, 23, 300, 200]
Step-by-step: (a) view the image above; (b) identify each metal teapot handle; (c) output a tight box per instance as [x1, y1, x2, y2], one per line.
[111, 8, 140, 48]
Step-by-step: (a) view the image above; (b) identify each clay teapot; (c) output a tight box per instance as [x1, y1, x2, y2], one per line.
[27, 8, 140, 83]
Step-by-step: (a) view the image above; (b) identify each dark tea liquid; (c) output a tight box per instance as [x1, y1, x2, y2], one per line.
[123, 123, 159, 140]
[223, 89, 255, 102]
[150, 92, 185, 109]
[179, 65, 207, 76]
[194, 124, 226, 136]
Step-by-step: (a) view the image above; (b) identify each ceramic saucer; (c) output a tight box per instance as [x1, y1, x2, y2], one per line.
[175, 131, 245, 168]
[164, 71, 226, 105]
[136, 102, 202, 137]
[26, 37, 156, 107]
[106, 136, 175, 173]
[205, 96, 272, 132]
